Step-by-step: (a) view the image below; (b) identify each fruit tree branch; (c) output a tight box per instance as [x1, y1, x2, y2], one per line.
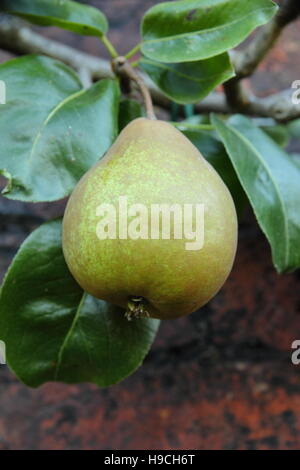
[0, 15, 114, 79]
[224, 0, 300, 120]
[0, 14, 299, 122]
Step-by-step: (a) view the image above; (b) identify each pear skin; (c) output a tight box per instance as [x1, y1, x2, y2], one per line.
[63, 118, 237, 319]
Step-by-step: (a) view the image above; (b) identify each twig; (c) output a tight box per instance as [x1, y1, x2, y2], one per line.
[224, 0, 300, 120]
[0, 14, 300, 122]
[223, 79, 251, 113]
[232, 20, 281, 79]
[0, 15, 114, 79]
[199, 88, 300, 122]
[112, 56, 156, 120]
[245, 89, 300, 122]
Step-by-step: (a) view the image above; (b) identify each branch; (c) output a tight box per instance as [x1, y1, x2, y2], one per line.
[246, 89, 300, 121]
[232, 21, 281, 79]
[224, 0, 300, 121]
[0, 15, 169, 106]
[201, 84, 300, 123]
[198, 89, 300, 122]
[0, 14, 299, 122]
[0, 16, 113, 79]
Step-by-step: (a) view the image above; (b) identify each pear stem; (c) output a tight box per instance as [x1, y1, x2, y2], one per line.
[112, 56, 156, 120]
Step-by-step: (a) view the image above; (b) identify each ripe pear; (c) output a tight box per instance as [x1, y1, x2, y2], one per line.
[63, 118, 237, 320]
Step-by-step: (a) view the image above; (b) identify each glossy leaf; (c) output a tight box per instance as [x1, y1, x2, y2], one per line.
[0, 220, 160, 388]
[0, 55, 120, 202]
[118, 99, 145, 131]
[1, 0, 108, 37]
[181, 126, 247, 215]
[212, 114, 300, 273]
[139, 54, 234, 104]
[141, 0, 277, 63]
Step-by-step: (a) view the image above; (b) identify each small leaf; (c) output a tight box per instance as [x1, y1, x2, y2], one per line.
[212, 114, 300, 273]
[1, 0, 108, 37]
[0, 55, 120, 202]
[0, 220, 160, 388]
[118, 99, 145, 131]
[141, 0, 277, 63]
[139, 54, 234, 104]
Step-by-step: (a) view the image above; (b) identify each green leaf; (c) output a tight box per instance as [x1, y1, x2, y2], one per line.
[1, 0, 108, 37]
[261, 124, 289, 148]
[180, 114, 211, 125]
[181, 126, 247, 215]
[139, 53, 234, 104]
[251, 118, 290, 147]
[290, 153, 300, 169]
[0, 55, 120, 202]
[118, 98, 145, 131]
[141, 0, 277, 63]
[212, 114, 300, 273]
[0, 220, 160, 388]
[287, 118, 300, 139]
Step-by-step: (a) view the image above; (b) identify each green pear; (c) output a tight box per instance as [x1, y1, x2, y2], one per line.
[62, 118, 237, 320]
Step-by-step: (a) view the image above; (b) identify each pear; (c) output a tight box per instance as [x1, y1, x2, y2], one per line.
[62, 118, 237, 320]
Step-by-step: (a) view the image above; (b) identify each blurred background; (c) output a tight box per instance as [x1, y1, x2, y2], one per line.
[0, 0, 300, 450]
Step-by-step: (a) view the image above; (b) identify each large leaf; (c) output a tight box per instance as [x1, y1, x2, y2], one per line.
[0, 220, 160, 388]
[1, 0, 108, 37]
[181, 126, 247, 215]
[212, 114, 300, 273]
[139, 53, 234, 104]
[141, 0, 277, 63]
[0, 55, 120, 202]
